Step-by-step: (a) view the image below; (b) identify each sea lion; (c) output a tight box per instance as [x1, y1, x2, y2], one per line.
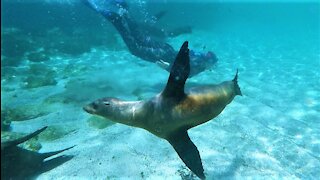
[1, 126, 74, 179]
[84, 0, 218, 77]
[83, 41, 242, 179]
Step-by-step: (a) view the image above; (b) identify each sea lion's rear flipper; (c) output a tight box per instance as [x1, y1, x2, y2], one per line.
[162, 41, 190, 100]
[1, 126, 48, 149]
[233, 69, 242, 96]
[167, 130, 205, 179]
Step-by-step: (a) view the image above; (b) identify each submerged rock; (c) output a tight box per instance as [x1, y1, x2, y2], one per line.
[1, 110, 11, 131]
[62, 64, 90, 78]
[38, 125, 76, 142]
[87, 116, 115, 129]
[1, 131, 42, 151]
[1, 29, 34, 59]
[44, 78, 114, 106]
[22, 64, 57, 89]
[57, 40, 92, 55]
[1, 56, 24, 67]
[177, 166, 197, 180]
[1, 66, 22, 83]
[27, 51, 50, 62]
[43, 93, 69, 104]
[1, 104, 52, 122]
[23, 75, 57, 89]
[1, 120, 11, 132]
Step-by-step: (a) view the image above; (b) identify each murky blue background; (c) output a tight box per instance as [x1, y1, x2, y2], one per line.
[1, 0, 319, 179]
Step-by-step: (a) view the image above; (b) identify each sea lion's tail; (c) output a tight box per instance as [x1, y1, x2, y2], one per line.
[233, 69, 242, 96]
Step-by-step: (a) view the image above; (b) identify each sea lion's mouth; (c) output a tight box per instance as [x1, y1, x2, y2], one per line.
[83, 105, 96, 114]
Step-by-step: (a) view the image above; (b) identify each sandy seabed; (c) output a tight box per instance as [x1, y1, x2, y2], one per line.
[2, 29, 319, 179]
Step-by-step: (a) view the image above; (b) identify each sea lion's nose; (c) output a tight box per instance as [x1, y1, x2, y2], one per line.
[83, 104, 95, 114]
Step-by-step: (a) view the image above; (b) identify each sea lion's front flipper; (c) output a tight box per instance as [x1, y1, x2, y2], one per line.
[167, 130, 205, 179]
[1, 126, 48, 149]
[162, 41, 190, 100]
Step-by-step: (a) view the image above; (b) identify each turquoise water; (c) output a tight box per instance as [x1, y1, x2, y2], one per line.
[1, 0, 319, 179]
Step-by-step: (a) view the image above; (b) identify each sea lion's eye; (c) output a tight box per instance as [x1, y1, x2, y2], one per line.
[103, 101, 110, 106]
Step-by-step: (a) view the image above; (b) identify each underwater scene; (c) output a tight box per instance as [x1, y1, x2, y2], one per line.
[1, 0, 319, 179]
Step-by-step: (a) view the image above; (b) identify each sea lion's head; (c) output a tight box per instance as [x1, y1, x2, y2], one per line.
[83, 97, 120, 118]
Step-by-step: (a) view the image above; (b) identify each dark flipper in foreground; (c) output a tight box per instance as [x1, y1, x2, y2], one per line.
[162, 41, 190, 100]
[163, 41, 205, 179]
[167, 130, 205, 179]
[1, 127, 74, 179]
[1, 126, 48, 150]
[40, 145, 75, 159]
